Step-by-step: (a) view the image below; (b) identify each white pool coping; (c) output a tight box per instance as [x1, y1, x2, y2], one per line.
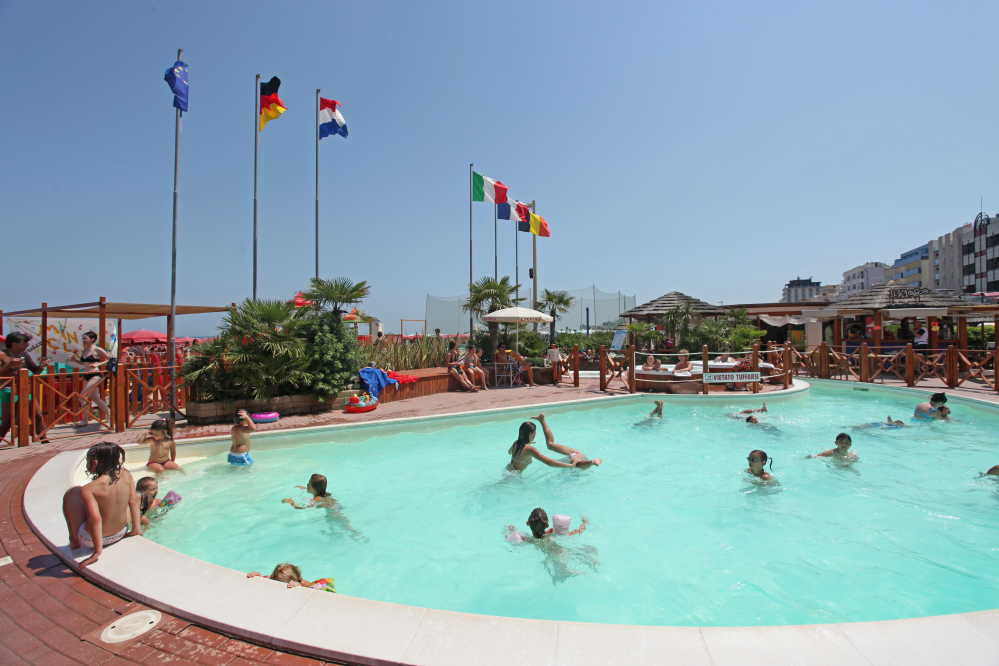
[23, 380, 999, 665]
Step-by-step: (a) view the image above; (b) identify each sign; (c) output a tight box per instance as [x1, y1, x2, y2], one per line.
[609, 329, 627, 351]
[888, 287, 932, 303]
[704, 372, 761, 384]
[3, 318, 118, 365]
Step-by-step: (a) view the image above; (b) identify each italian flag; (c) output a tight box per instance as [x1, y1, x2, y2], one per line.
[472, 171, 508, 204]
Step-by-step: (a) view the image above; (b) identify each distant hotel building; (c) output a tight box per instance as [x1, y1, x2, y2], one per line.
[928, 224, 970, 294]
[780, 277, 822, 303]
[885, 244, 930, 287]
[841, 262, 887, 299]
[962, 214, 999, 294]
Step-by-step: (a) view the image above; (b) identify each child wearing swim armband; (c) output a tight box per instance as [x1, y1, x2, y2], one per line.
[247, 563, 336, 593]
[229, 410, 255, 465]
[136, 477, 158, 528]
[507, 507, 589, 541]
[808, 433, 856, 459]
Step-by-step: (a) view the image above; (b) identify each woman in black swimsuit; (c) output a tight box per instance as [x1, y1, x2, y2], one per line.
[75, 331, 111, 426]
[445, 341, 478, 392]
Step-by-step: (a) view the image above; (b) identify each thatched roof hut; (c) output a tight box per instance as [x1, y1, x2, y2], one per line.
[824, 281, 976, 314]
[620, 291, 726, 319]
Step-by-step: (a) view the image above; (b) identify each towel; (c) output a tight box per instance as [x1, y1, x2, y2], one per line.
[359, 367, 398, 400]
[387, 370, 418, 384]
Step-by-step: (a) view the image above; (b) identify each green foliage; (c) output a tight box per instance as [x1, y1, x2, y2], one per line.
[967, 324, 995, 350]
[537, 289, 576, 343]
[183, 298, 314, 402]
[726, 326, 766, 352]
[302, 277, 371, 317]
[470, 326, 546, 360]
[463, 276, 522, 356]
[364, 336, 450, 371]
[301, 312, 364, 400]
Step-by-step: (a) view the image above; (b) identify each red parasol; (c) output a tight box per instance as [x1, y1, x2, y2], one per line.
[121, 330, 167, 345]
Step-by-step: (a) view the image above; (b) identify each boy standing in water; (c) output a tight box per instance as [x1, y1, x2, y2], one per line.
[808, 433, 856, 459]
[229, 409, 256, 465]
[62, 442, 141, 568]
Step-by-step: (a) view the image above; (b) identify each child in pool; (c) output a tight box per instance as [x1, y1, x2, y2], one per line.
[648, 400, 664, 419]
[508, 507, 589, 541]
[808, 433, 856, 459]
[983, 465, 999, 477]
[507, 414, 602, 472]
[745, 449, 774, 482]
[139, 419, 179, 473]
[914, 392, 948, 420]
[136, 477, 158, 528]
[283, 473, 338, 509]
[229, 410, 256, 465]
[247, 563, 336, 593]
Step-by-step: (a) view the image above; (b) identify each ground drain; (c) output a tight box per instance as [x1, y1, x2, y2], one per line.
[100, 610, 162, 643]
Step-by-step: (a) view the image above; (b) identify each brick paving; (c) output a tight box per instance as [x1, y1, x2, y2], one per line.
[1, 375, 995, 665]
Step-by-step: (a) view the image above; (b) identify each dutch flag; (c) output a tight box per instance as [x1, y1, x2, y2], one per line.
[319, 98, 348, 139]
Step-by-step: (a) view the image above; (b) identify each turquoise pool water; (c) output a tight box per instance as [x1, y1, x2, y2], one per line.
[145, 385, 999, 626]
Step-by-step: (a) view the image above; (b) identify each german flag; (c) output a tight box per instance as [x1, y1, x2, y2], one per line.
[259, 76, 286, 131]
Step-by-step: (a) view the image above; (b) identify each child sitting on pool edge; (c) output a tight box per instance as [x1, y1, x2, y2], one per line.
[229, 410, 256, 465]
[807, 433, 856, 459]
[140, 419, 179, 473]
[247, 563, 336, 593]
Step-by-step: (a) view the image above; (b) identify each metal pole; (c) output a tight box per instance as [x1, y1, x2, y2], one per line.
[253, 74, 260, 300]
[494, 203, 498, 281]
[528, 200, 538, 331]
[169, 47, 182, 420]
[515, 217, 519, 299]
[315, 88, 320, 279]
[469, 163, 473, 336]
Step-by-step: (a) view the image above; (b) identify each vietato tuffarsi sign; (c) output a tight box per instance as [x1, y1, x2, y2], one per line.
[703, 372, 761, 383]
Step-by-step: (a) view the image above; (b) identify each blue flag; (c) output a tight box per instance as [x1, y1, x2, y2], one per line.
[164, 60, 189, 115]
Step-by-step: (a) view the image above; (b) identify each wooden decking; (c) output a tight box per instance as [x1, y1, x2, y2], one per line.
[377, 367, 460, 404]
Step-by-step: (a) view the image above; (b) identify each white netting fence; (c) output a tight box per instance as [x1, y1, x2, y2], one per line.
[426, 286, 636, 336]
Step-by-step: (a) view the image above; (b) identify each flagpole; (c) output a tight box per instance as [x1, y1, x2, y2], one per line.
[315, 88, 320, 279]
[527, 200, 538, 331]
[468, 163, 473, 337]
[515, 214, 519, 300]
[494, 203, 498, 281]
[169, 47, 182, 420]
[253, 74, 260, 300]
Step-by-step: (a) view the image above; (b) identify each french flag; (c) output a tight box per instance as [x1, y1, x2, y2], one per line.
[319, 98, 348, 139]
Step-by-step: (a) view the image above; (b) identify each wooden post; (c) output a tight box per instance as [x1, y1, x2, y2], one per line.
[115, 361, 127, 432]
[928, 316, 938, 353]
[599, 345, 606, 392]
[702, 345, 710, 395]
[834, 316, 843, 352]
[958, 315, 968, 353]
[117, 319, 123, 361]
[860, 342, 870, 383]
[628, 345, 636, 394]
[905, 343, 914, 386]
[40, 302, 48, 365]
[16, 368, 30, 447]
[873, 310, 882, 355]
[818, 341, 827, 378]
[751, 344, 760, 394]
[572, 345, 579, 388]
[98, 296, 107, 351]
[783, 342, 791, 390]
[946, 345, 958, 388]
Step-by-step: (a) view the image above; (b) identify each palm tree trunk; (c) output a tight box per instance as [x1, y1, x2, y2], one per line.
[549, 317, 556, 348]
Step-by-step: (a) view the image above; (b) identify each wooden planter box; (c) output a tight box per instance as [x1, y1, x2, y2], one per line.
[186, 394, 337, 425]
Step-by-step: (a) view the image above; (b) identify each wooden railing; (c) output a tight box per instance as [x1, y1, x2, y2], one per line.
[550, 345, 580, 388]
[0, 375, 17, 448]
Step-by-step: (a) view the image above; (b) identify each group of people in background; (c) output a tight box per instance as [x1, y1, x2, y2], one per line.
[445, 341, 540, 391]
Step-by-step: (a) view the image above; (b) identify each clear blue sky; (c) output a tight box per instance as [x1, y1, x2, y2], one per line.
[3, 1, 997, 336]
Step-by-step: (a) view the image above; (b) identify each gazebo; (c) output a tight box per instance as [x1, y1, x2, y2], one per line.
[620, 291, 726, 324]
[808, 281, 998, 353]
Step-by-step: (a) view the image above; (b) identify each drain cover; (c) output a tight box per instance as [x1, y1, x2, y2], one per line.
[100, 610, 162, 643]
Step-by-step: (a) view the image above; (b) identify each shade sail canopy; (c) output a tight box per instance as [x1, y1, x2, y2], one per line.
[120, 330, 167, 344]
[482, 307, 553, 323]
[1, 302, 230, 320]
[620, 291, 725, 318]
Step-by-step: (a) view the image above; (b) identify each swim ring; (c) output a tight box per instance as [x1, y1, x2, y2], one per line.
[250, 412, 279, 423]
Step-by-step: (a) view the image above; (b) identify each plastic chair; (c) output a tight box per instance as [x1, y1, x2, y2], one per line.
[493, 362, 521, 387]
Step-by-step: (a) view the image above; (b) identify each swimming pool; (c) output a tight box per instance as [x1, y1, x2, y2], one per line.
[143, 383, 999, 627]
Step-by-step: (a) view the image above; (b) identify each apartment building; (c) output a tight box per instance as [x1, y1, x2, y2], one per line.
[841, 262, 887, 299]
[962, 213, 999, 294]
[780, 277, 822, 303]
[885, 245, 930, 287]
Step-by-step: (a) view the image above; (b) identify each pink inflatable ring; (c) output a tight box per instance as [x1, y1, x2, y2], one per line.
[250, 412, 279, 423]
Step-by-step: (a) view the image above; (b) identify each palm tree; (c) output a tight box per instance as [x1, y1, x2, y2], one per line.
[302, 277, 371, 318]
[625, 322, 655, 349]
[727, 308, 752, 329]
[462, 276, 521, 356]
[537, 289, 576, 345]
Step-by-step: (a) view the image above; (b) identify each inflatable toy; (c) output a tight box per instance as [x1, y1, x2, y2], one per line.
[157, 490, 182, 509]
[553, 514, 571, 535]
[345, 393, 379, 414]
[250, 412, 279, 423]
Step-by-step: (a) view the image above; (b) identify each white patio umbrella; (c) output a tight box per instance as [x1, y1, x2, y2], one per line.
[482, 306, 553, 357]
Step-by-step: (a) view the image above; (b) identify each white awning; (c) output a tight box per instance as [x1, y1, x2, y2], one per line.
[758, 314, 818, 326]
[884, 308, 948, 319]
[804, 309, 839, 318]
